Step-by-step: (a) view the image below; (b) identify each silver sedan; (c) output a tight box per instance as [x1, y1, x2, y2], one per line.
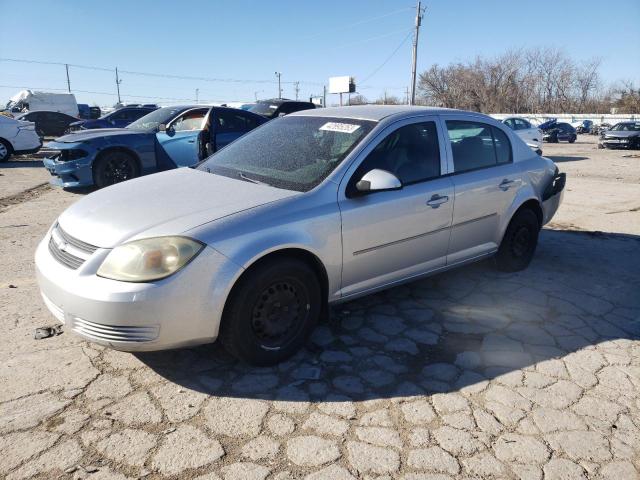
[35, 106, 565, 365]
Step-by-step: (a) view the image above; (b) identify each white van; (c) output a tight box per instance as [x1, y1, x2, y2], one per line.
[5, 90, 79, 117]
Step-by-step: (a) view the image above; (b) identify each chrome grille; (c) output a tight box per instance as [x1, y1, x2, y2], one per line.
[55, 224, 98, 254]
[48, 223, 98, 269]
[49, 237, 84, 269]
[72, 317, 159, 343]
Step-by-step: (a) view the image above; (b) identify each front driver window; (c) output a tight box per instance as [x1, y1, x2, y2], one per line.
[173, 110, 207, 131]
[353, 121, 441, 187]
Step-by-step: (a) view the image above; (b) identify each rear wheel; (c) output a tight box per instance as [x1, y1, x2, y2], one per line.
[220, 258, 321, 366]
[93, 151, 139, 188]
[495, 209, 539, 272]
[0, 139, 12, 162]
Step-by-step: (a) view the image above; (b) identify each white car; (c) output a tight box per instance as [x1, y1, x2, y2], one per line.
[502, 117, 543, 155]
[0, 114, 42, 162]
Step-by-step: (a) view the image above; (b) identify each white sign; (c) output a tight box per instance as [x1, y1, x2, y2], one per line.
[320, 122, 361, 134]
[329, 76, 355, 94]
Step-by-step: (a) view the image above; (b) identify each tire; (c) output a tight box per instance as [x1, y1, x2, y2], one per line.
[495, 208, 539, 273]
[93, 150, 139, 188]
[0, 138, 12, 162]
[220, 257, 322, 366]
[569, 136, 576, 143]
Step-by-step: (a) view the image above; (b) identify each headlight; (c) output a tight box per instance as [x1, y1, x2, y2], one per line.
[97, 236, 204, 282]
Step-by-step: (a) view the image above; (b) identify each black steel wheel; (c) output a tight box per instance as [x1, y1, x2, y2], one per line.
[220, 257, 321, 366]
[495, 208, 539, 272]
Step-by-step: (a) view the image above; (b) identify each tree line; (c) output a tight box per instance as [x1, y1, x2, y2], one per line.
[351, 48, 639, 114]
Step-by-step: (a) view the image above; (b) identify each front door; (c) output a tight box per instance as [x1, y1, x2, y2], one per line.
[441, 116, 521, 264]
[156, 107, 210, 167]
[211, 108, 255, 151]
[339, 118, 454, 298]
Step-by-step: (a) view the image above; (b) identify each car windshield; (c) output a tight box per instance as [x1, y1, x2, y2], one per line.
[197, 116, 375, 192]
[126, 107, 187, 131]
[248, 103, 279, 117]
[610, 122, 640, 132]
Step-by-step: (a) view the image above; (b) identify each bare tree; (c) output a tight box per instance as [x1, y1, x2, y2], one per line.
[348, 94, 369, 105]
[416, 47, 631, 113]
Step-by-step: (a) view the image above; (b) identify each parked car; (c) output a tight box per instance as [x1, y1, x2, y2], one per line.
[44, 105, 266, 188]
[501, 117, 543, 155]
[14, 111, 78, 137]
[539, 119, 577, 143]
[249, 99, 316, 119]
[598, 121, 640, 149]
[35, 105, 565, 365]
[573, 120, 593, 134]
[66, 106, 158, 132]
[5, 90, 78, 117]
[592, 122, 612, 135]
[0, 114, 42, 162]
[77, 104, 101, 120]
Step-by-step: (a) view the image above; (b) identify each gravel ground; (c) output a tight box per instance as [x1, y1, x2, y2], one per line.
[0, 136, 638, 479]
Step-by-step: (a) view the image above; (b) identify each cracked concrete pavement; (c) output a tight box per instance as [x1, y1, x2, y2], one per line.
[0, 136, 639, 479]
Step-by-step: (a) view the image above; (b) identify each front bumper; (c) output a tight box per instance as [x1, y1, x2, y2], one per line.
[43, 152, 95, 188]
[35, 228, 242, 351]
[599, 138, 635, 149]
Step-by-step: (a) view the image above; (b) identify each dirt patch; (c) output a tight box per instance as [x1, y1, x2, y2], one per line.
[0, 183, 51, 213]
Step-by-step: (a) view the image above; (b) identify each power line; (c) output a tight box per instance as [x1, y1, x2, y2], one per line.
[0, 84, 242, 103]
[0, 57, 324, 86]
[359, 30, 414, 84]
[302, 7, 413, 40]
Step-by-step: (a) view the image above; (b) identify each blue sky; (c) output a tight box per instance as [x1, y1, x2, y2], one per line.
[1, 0, 639, 107]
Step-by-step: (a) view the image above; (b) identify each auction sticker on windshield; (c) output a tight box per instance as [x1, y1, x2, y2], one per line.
[320, 122, 361, 134]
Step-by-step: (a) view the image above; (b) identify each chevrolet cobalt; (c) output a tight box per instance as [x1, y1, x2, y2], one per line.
[36, 106, 565, 365]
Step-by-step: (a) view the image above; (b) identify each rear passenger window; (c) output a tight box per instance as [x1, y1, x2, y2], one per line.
[446, 121, 512, 173]
[355, 121, 440, 185]
[492, 127, 512, 164]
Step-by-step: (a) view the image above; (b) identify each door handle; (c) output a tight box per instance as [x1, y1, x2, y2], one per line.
[187, 139, 195, 143]
[426, 194, 449, 208]
[499, 179, 515, 191]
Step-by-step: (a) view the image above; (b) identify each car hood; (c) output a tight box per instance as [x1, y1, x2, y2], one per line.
[603, 131, 639, 138]
[57, 168, 300, 248]
[54, 128, 146, 143]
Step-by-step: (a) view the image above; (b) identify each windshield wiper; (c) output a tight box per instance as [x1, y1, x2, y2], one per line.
[238, 172, 269, 186]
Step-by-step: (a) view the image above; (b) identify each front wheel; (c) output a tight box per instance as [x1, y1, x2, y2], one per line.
[495, 209, 539, 272]
[220, 258, 321, 366]
[93, 151, 139, 188]
[0, 139, 12, 162]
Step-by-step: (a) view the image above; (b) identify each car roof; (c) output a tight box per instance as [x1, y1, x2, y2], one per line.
[289, 105, 469, 122]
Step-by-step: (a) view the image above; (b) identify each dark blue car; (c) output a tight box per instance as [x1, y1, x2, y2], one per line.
[44, 105, 267, 188]
[67, 106, 158, 132]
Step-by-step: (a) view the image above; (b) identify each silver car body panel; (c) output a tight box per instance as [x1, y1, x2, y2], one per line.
[35, 106, 563, 351]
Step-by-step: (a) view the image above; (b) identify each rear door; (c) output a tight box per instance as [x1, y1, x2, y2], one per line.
[442, 115, 521, 264]
[156, 107, 210, 167]
[338, 117, 454, 297]
[212, 108, 256, 150]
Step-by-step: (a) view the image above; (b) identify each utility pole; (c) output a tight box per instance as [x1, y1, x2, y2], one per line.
[405, 86, 409, 105]
[323, 85, 326, 108]
[115, 67, 122, 104]
[294, 81, 300, 100]
[409, 1, 425, 105]
[195, 88, 199, 103]
[65, 64, 71, 92]
[274, 72, 282, 99]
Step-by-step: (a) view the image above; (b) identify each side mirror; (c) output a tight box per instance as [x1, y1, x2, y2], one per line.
[158, 123, 167, 132]
[355, 169, 402, 193]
